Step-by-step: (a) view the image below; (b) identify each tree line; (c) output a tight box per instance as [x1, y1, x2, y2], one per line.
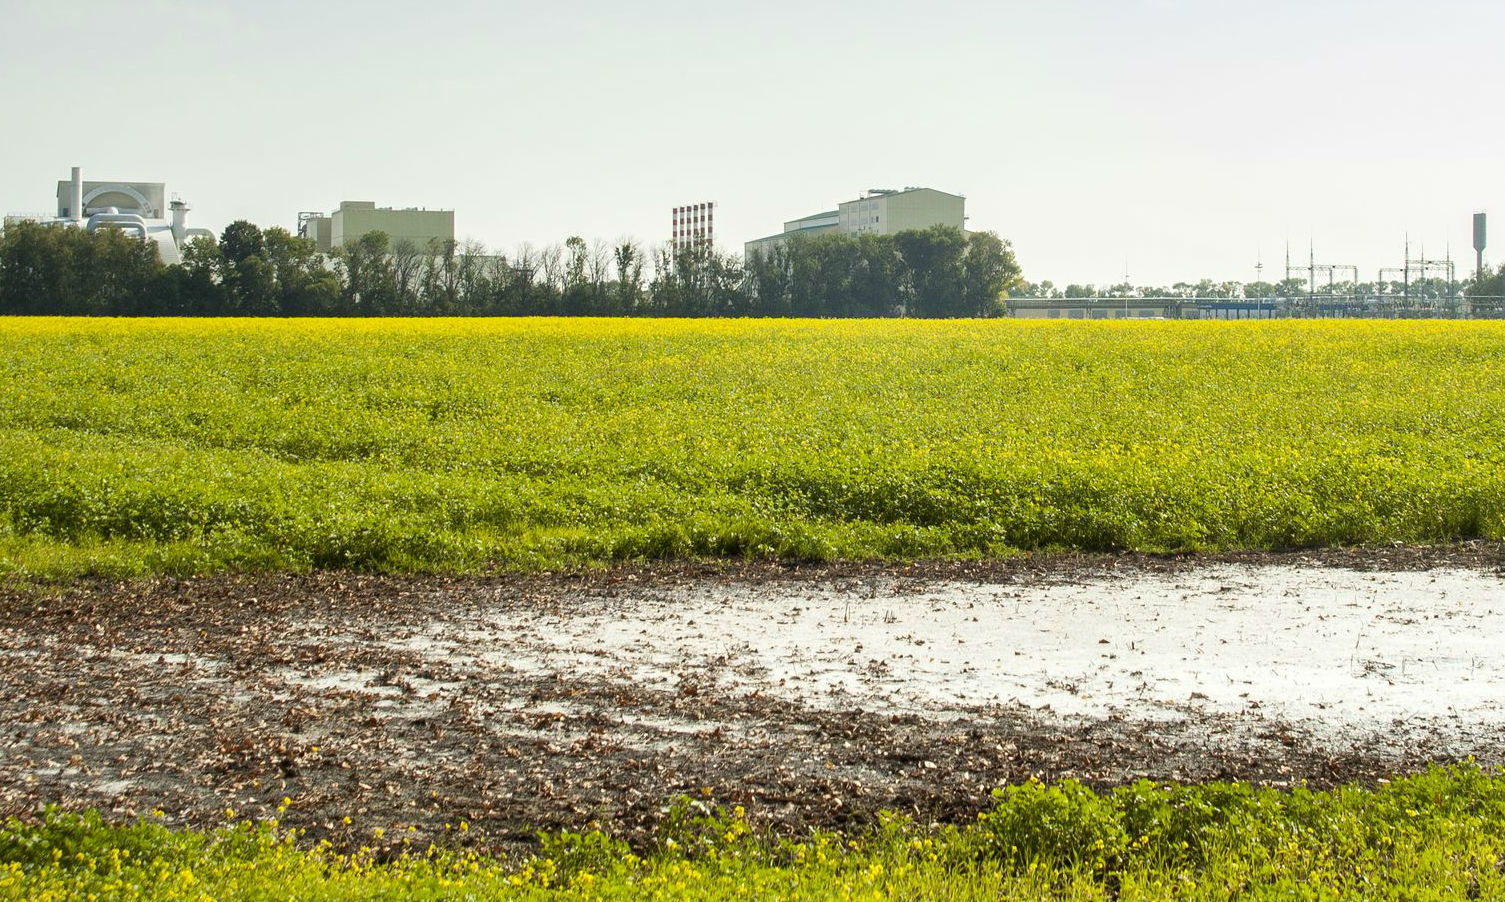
[0, 219, 1024, 318]
[744, 229, 1022, 317]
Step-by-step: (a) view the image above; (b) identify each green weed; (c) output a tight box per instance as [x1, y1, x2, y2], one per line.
[4, 765, 1504, 900]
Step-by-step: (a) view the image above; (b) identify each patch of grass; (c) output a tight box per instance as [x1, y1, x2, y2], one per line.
[3, 765, 1503, 900]
[2, 318, 1504, 577]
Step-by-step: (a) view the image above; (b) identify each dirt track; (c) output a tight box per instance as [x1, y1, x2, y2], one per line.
[2, 544, 1503, 853]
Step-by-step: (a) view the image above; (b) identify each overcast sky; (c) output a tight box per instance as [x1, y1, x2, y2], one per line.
[2, 0, 1501, 286]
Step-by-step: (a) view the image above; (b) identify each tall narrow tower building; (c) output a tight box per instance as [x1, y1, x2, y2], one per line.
[671, 202, 715, 253]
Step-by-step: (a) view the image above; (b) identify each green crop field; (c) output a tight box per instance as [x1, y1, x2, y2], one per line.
[2, 317, 1503, 577]
[5, 766, 1504, 901]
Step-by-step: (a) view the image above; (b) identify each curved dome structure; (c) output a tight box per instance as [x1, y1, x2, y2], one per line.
[46, 166, 214, 264]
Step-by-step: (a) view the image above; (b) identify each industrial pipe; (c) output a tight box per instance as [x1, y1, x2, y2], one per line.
[84, 212, 150, 241]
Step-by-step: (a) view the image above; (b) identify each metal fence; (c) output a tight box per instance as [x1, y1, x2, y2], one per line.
[1007, 296, 1505, 320]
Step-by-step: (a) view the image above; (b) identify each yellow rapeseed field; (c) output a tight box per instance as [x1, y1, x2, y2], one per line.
[1, 317, 1501, 575]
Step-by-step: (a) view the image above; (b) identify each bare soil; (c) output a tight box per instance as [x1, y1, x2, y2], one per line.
[2, 543, 1503, 854]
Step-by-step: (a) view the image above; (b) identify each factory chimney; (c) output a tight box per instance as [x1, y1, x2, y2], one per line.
[70, 166, 83, 222]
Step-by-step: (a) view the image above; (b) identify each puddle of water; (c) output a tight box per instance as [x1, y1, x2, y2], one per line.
[93, 778, 136, 796]
[271, 665, 459, 714]
[424, 565, 1504, 740]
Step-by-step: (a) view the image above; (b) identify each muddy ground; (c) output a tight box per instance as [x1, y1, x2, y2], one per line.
[2, 543, 1503, 853]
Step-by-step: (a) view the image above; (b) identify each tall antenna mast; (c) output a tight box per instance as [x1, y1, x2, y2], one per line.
[1309, 240, 1316, 302]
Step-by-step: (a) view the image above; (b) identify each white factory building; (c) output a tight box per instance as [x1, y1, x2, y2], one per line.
[5, 167, 216, 265]
[744, 187, 966, 260]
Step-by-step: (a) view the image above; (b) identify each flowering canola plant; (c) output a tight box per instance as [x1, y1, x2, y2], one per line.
[1, 317, 1502, 575]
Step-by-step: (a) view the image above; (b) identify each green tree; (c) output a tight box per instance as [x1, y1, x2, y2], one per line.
[0, 220, 66, 314]
[452, 240, 491, 315]
[895, 225, 967, 317]
[614, 240, 645, 314]
[218, 220, 277, 314]
[798, 233, 862, 316]
[1468, 264, 1504, 300]
[1274, 277, 1307, 298]
[176, 234, 227, 314]
[649, 243, 744, 317]
[562, 236, 591, 314]
[962, 231, 1023, 316]
[743, 242, 792, 316]
[392, 239, 426, 314]
[420, 239, 460, 315]
[219, 220, 263, 266]
[263, 227, 340, 316]
[851, 233, 903, 317]
[338, 231, 398, 314]
[0, 221, 164, 315]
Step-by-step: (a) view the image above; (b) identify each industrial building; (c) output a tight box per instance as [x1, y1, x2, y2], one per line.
[298, 201, 454, 253]
[745, 187, 966, 260]
[1006, 299, 1178, 320]
[3, 167, 216, 264]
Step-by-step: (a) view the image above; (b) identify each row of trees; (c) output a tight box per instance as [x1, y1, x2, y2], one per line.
[0, 219, 1025, 319]
[14, 216, 1492, 317]
[744, 229, 1021, 318]
[0, 220, 166, 316]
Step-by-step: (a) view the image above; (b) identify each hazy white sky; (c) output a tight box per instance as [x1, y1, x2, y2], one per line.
[2, 0, 1501, 286]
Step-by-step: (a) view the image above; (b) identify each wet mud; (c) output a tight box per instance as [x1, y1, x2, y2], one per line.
[2, 544, 1503, 852]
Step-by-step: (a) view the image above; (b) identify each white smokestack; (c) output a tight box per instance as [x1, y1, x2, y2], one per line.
[71, 166, 83, 222]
